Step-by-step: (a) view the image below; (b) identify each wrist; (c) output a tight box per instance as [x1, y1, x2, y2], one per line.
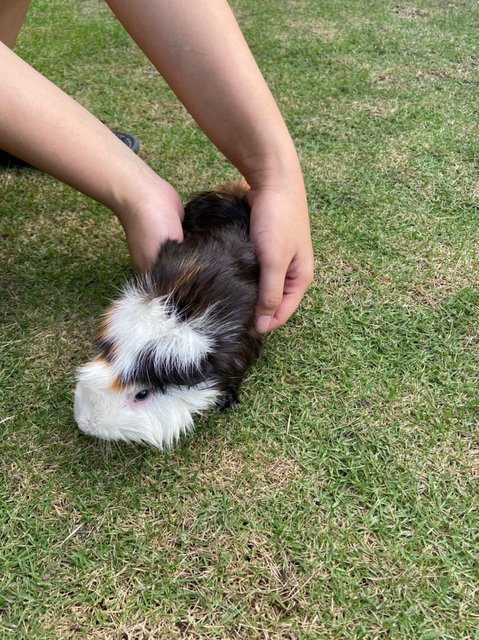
[116, 182, 184, 273]
[241, 146, 304, 192]
[112, 170, 183, 230]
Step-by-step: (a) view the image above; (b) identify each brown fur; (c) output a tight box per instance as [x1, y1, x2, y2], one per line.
[94, 182, 263, 408]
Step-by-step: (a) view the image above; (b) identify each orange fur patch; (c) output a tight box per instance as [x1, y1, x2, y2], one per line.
[109, 376, 125, 392]
[213, 179, 250, 200]
[96, 306, 115, 341]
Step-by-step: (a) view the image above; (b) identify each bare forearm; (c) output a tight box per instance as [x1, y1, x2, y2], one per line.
[0, 40, 183, 272]
[0, 41, 148, 210]
[105, 0, 313, 329]
[105, 0, 301, 183]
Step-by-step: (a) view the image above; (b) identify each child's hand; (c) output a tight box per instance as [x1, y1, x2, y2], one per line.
[118, 179, 184, 274]
[248, 176, 314, 332]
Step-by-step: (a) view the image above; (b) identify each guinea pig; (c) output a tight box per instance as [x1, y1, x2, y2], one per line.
[74, 181, 263, 448]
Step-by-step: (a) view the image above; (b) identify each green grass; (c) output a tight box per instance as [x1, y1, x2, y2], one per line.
[1, 0, 478, 638]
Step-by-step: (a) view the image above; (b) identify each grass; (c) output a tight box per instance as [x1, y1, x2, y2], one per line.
[1, 0, 478, 638]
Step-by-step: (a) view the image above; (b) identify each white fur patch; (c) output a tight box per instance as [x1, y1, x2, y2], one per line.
[74, 358, 220, 448]
[103, 285, 212, 379]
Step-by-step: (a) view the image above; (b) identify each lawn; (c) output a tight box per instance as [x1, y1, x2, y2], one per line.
[0, 0, 478, 638]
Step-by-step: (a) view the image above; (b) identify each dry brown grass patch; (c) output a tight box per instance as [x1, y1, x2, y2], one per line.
[391, 6, 428, 18]
[192, 446, 302, 502]
[283, 18, 341, 44]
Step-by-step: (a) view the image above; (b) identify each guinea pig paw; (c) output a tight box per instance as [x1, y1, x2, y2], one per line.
[216, 387, 241, 412]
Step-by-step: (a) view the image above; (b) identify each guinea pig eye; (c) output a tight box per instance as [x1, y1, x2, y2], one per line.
[134, 389, 151, 402]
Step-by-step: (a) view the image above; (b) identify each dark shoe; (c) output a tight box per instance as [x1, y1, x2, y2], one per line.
[0, 129, 140, 169]
[111, 130, 140, 154]
[0, 148, 29, 168]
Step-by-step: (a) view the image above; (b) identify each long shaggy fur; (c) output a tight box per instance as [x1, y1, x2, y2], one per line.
[74, 182, 263, 448]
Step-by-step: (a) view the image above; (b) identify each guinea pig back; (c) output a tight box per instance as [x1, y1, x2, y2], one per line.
[74, 182, 263, 448]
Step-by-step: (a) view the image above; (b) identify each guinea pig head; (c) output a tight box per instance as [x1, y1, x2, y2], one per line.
[74, 286, 221, 448]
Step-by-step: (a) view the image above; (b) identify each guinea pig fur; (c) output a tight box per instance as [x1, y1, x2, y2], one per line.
[74, 182, 263, 448]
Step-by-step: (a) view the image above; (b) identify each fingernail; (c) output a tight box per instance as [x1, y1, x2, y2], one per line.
[256, 315, 272, 333]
